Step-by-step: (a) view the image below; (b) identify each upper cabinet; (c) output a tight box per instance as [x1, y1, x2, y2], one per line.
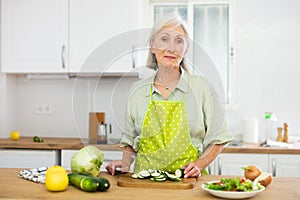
[1, 0, 69, 73]
[1, 0, 144, 74]
[69, 0, 135, 74]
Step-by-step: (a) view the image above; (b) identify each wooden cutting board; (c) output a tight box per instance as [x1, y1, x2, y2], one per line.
[117, 173, 196, 189]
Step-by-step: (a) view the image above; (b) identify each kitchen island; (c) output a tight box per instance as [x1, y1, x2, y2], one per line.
[0, 168, 299, 200]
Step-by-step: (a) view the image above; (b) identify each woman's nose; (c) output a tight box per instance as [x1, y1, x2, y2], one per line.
[166, 42, 176, 52]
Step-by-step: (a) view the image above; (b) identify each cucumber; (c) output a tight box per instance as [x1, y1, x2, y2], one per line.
[68, 174, 99, 192]
[131, 174, 139, 179]
[153, 177, 167, 182]
[132, 169, 183, 182]
[166, 174, 181, 181]
[175, 169, 185, 178]
[150, 171, 161, 177]
[93, 177, 110, 191]
[138, 170, 151, 178]
[68, 174, 110, 192]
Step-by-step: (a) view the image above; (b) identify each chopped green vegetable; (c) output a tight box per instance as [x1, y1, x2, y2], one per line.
[205, 177, 263, 192]
[132, 169, 182, 182]
[33, 136, 43, 142]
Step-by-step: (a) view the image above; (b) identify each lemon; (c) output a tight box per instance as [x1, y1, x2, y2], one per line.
[45, 166, 69, 192]
[10, 131, 20, 141]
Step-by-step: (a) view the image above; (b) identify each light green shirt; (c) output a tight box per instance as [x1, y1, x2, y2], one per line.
[120, 70, 233, 154]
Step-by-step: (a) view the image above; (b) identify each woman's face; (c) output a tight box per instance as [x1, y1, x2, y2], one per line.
[150, 24, 188, 69]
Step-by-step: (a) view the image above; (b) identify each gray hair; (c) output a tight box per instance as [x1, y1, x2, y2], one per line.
[146, 14, 190, 71]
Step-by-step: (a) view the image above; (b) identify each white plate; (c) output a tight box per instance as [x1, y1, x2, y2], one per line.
[201, 181, 265, 199]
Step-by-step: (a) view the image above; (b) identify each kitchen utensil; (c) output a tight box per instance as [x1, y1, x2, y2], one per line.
[97, 123, 112, 144]
[89, 112, 105, 144]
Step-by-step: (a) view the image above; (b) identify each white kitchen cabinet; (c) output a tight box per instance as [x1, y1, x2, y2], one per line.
[1, 0, 68, 73]
[0, 149, 59, 168]
[1, 0, 143, 74]
[68, 0, 140, 74]
[214, 153, 269, 176]
[61, 150, 124, 172]
[269, 154, 300, 177]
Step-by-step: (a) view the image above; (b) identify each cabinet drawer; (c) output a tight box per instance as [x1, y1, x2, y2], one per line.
[269, 154, 300, 177]
[216, 153, 268, 176]
[0, 149, 58, 168]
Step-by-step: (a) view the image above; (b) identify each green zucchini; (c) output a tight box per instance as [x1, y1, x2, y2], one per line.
[93, 177, 110, 191]
[68, 174, 99, 192]
[68, 174, 110, 192]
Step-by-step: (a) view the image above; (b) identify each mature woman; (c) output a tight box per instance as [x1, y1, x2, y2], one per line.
[106, 15, 233, 178]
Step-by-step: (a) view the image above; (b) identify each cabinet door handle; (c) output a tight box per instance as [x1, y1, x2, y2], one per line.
[132, 45, 135, 69]
[218, 157, 222, 175]
[272, 159, 276, 177]
[61, 45, 66, 69]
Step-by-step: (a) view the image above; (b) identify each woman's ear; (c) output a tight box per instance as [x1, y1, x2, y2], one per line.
[150, 40, 156, 54]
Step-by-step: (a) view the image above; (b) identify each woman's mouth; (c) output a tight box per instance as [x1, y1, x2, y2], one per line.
[164, 56, 176, 60]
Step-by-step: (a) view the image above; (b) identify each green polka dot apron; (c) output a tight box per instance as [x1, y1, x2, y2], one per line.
[134, 84, 199, 173]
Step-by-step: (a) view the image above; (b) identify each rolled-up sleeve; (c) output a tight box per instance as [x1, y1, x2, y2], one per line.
[120, 84, 138, 149]
[202, 80, 233, 150]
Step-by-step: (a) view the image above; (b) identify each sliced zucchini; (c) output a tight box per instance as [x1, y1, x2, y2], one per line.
[131, 169, 183, 182]
[138, 170, 151, 178]
[153, 177, 167, 182]
[137, 174, 145, 179]
[150, 172, 161, 177]
[175, 169, 185, 178]
[131, 174, 139, 179]
[155, 174, 166, 179]
[167, 174, 181, 181]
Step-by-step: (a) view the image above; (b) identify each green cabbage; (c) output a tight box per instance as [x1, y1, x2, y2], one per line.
[71, 145, 104, 177]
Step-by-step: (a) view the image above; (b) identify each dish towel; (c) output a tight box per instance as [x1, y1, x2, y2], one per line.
[18, 166, 48, 184]
[264, 139, 294, 148]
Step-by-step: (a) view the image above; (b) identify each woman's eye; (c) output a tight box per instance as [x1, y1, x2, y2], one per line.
[176, 38, 184, 44]
[161, 37, 168, 42]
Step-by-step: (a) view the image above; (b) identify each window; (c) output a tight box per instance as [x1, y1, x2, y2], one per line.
[150, 0, 235, 109]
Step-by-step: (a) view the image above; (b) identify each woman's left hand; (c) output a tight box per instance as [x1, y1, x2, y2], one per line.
[182, 162, 201, 178]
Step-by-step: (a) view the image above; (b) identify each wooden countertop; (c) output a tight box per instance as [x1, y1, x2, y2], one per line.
[1, 137, 300, 154]
[0, 168, 299, 200]
[0, 137, 122, 151]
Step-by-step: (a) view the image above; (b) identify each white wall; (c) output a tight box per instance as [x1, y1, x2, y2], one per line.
[0, 74, 18, 136]
[229, 0, 300, 139]
[1, 0, 299, 141]
[9, 76, 138, 140]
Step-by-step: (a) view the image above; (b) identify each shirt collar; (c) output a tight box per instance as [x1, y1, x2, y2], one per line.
[145, 68, 189, 97]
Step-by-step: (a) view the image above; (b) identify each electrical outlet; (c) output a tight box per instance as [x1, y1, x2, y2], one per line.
[36, 105, 52, 114]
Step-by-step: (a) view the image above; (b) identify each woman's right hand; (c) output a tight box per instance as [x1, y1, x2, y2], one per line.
[105, 160, 130, 176]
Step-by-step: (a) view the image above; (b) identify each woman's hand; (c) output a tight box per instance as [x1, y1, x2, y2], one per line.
[182, 162, 202, 178]
[105, 160, 130, 176]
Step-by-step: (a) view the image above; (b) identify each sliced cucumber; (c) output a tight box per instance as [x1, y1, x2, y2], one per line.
[175, 169, 185, 178]
[137, 174, 145, 179]
[153, 177, 167, 182]
[138, 170, 151, 178]
[154, 174, 166, 179]
[131, 174, 139, 179]
[131, 169, 182, 182]
[150, 172, 161, 177]
[167, 174, 181, 181]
